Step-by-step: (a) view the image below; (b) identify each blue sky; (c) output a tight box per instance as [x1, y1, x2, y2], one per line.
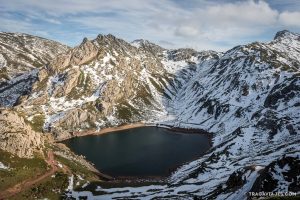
[0, 0, 300, 51]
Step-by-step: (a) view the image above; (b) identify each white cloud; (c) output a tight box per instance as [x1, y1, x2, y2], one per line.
[175, 26, 200, 37]
[279, 11, 300, 27]
[0, 18, 34, 33]
[152, 0, 279, 41]
[0, 0, 299, 51]
[0, 0, 159, 16]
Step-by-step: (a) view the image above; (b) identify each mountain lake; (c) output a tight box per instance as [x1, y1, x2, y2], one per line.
[63, 126, 211, 177]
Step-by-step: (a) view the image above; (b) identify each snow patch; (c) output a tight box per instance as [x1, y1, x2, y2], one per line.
[0, 54, 7, 68]
[67, 175, 74, 191]
[0, 162, 8, 170]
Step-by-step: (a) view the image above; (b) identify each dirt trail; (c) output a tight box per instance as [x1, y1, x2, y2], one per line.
[0, 151, 58, 200]
[56, 122, 148, 141]
[94, 122, 147, 135]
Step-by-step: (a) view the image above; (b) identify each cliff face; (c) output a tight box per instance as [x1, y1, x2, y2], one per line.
[64, 31, 300, 199]
[0, 109, 44, 158]
[0, 32, 70, 107]
[0, 30, 299, 199]
[16, 34, 213, 139]
[0, 32, 70, 82]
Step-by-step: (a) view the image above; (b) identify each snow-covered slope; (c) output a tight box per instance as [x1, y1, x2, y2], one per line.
[17, 34, 218, 140]
[0, 32, 69, 81]
[0, 32, 70, 106]
[0, 30, 299, 199]
[66, 30, 300, 199]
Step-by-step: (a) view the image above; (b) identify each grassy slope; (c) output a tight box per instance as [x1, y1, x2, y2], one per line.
[0, 150, 47, 191]
[0, 142, 100, 199]
[9, 172, 69, 200]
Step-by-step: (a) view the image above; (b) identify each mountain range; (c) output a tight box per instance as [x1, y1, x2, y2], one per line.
[0, 30, 299, 199]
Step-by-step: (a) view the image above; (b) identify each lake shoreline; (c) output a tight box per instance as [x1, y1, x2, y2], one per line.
[55, 122, 147, 142]
[56, 122, 213, 144]
[56, 123, 213, 183]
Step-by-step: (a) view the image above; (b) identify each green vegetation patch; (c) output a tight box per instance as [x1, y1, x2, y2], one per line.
[10, 172, 69, 200]
[136, 85, 153, 106]
[0, 150, 47, 191]
[28, 114, 45, 132]
[56, 155, 97, 181]
[82, 101, 98, 113]
[35, 76, 49, 91]
[149, 77, 164, 94]
[116, 102, 141, 122]
[0, 67, 9, 81]
[32, 60, 44, 68]
[67, 71, 94, 100]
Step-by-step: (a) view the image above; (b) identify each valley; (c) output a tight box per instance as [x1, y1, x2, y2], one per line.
[0, 30, 299, 199]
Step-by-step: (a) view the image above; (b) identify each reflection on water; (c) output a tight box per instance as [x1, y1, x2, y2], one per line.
[63, 127, 210, 177]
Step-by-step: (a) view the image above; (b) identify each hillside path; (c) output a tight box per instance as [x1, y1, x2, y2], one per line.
[0, 151, 58, 199]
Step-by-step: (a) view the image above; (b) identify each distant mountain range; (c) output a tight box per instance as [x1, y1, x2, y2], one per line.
[0, 30, 299, 199]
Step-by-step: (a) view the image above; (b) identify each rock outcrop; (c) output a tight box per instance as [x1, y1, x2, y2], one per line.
[0, 32, 70, 107]
[0, 32, 70, 83]
[63, 30, 299, 199]
[0, 109, 44, 158]
[18, 34, 209, 139]
[0, 30, 299, 199]
[251, 156, 300, 193]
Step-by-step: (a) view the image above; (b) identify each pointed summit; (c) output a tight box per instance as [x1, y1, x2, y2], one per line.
[131, 39, 163, 49]
[82, 37, 88, 43]
[79, 37, 91, 46]
[131, 39, 149, 48]
[274, 30, 299, 40]
[131, 39, 165, 55]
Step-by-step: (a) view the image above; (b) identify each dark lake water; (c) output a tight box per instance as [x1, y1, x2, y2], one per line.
[63, 127, 210, 177]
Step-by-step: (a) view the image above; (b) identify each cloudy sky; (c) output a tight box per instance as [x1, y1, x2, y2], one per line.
[0, 0, 300, 51]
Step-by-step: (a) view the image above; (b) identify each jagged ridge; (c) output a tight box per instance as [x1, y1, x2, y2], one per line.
[0, 30, 299, 199]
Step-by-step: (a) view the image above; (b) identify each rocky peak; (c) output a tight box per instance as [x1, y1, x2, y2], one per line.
[107, 33, 117, 39]
[0, 30, 299, 198]
[82, 37, 89, 44]
[131, 39, 165, 58]
[167, 48, 218, 62]
[49, 34, 165, 73]
[269, 30, 300, 65]
[95, 33, 120, 43]
[49, 36, 99, 72]
[132, 39, 164, 50]
[274, 30, 300, 41]
[131, 39, 149, 48]
[94, 33, 135, 54]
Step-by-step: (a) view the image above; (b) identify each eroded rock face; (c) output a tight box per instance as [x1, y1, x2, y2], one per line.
[0, 30, 299, 198]
[0, 32, 70, 83]
[45, 108, 100, 140]
[0, 109, 44, 158]
[250, 156, 300, 193]
[51, 68, 82, 98]
[53, 108, 97, 130]
[18, 34, 207, 139]
[49, 38, 98, 72]
[0, 32, 70, 107]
